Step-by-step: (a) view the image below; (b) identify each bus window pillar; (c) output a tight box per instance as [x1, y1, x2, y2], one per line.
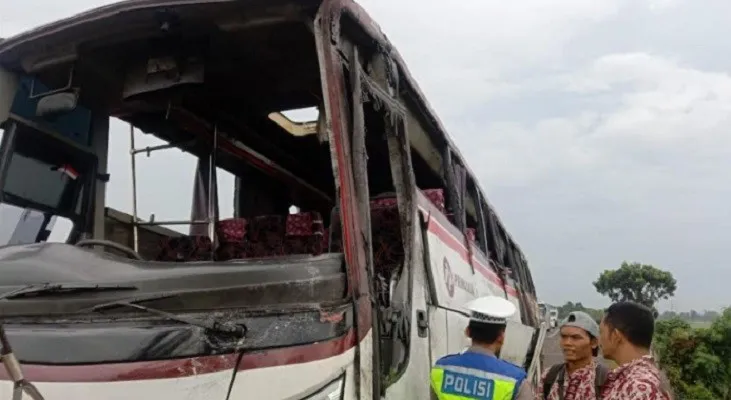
[89, 113, 109, 246]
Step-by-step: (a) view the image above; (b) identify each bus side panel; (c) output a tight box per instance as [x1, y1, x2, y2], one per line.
[417, 200, 507, 312]
[501, 321, 537, 367]
[446, 311, 470, 354]
[418, 193, 537, 367]
[384, 213, 433, 400]
[0, 67, 18, 124]
[429, 307, 449, 362]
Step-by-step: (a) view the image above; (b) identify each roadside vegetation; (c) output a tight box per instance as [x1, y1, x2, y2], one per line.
[550, 262, 730, 399]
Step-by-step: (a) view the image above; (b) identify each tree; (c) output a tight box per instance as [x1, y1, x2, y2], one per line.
[557, 301, 603, 323]
[655, 309, 731, 399]
[593, 262, 677, 309]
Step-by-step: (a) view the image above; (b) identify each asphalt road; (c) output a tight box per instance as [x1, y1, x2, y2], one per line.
[542, 328, 566, 367]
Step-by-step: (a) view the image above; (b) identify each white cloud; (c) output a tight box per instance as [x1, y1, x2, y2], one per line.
[358, 0, 623, 118]
[645, 0, 685, 11]
[575, 53, 731, 145]
[461, 52, 731, 186]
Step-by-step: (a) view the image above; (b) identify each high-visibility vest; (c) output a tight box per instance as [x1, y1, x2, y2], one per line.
[430, 351, 525, 400]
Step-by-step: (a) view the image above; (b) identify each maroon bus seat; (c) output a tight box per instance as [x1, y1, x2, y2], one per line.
[215, 218, 248, 261]
[283, 211, 325, 256]
[466, 228, 476, 242]
[422, 188, 446, 213]
[243, 215, 286, 258]
[156, 235, 213, 262]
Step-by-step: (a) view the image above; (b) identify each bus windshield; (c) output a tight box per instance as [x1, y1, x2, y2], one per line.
[0, 11, 337, 263]
[0, 3, 349, 320]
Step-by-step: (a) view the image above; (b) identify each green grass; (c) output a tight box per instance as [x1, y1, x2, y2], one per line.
[689, 320, 713, 329]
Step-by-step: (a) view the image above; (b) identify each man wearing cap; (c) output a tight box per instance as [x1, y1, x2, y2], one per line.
[537, 311, 609, 400]
[430, 295, 534, 400]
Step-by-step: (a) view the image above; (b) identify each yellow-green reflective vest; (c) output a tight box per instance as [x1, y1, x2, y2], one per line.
[431, 364, 518, 400]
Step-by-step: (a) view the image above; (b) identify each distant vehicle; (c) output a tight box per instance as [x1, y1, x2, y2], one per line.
[549, 308, 559, 329]
[537, 302, 559, 329]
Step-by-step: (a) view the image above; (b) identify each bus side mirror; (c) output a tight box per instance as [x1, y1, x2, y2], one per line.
[36, 91, 78, 117]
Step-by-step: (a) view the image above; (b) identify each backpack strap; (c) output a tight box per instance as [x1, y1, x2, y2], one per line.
[594, 363, 610, 400]
[556, 368, 566, 400]
[542, 364, 565, 400]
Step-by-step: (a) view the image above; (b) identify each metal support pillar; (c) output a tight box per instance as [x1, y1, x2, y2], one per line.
[128, 121, 219, 252]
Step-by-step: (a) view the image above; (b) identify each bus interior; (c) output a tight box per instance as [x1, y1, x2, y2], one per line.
[0, 2, 535, 323]
[0, 3, 424, 312]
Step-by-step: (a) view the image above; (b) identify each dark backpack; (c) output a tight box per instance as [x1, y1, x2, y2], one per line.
[541, 363, 609, 400]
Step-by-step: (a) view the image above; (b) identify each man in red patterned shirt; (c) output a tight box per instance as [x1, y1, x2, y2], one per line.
[599, 302, 672, 400]
[537, 311, 608, 400]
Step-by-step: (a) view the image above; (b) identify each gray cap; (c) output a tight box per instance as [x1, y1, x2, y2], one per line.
[559, 311, 600, 338]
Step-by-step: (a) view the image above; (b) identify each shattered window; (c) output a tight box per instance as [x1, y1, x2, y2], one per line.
[268, 107, 319, 137]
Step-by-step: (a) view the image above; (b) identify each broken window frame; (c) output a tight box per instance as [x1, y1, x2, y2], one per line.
[337, 20, 417, 393]
[465, 175, 489, 255]
[267, 110, 319, 137]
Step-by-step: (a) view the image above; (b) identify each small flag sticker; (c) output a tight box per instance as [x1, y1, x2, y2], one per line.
[57, 164, 79, 180]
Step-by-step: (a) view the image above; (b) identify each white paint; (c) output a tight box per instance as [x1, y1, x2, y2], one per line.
[419, 207, 518, 315]
[382, 225, 434, 400]
[446, 311, 471, 355]
[416, 201, 537, 369]
[500, 321, 537, 366]
[356, 326, 374, 400]
[381, 204, 539, 399]
[428, 307, 449, 360]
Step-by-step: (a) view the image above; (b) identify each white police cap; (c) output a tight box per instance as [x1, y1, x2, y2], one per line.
[465, 296, 516, 324]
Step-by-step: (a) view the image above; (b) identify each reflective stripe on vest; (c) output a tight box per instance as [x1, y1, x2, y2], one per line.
[431, 364, 517, 400]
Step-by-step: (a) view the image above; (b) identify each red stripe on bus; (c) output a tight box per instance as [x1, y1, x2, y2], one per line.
[0, 330, 356, 383]
[420, 206, 519, 298]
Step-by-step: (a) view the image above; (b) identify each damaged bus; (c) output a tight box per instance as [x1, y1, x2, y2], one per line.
[0, 0, 543, 399]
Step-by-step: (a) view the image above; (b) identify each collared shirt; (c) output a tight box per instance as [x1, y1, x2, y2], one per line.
[537, 359, 598, 400]
[431, 346, 535, 400]
[600, 355, 670, 400]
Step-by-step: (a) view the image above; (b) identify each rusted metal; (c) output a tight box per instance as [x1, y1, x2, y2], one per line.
[319, 310, 345, 324]
[357, 64, 406, 117]
[328, 0, 529, 263]
[314, 2, 380, 398]
[442, 148, 461, 227]
[475, 195, 490, 269]
[348, 43, 384, 399]
[315, 0, 369, 330]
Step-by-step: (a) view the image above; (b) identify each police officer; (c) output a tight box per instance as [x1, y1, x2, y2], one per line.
[431, 296, 534, 400]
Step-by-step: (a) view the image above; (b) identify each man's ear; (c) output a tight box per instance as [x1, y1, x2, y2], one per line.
[610, 327, 624, 346]
[496, 327, 507, 345]
[591, 336, 599, 348]
[464, 325, 470, 338]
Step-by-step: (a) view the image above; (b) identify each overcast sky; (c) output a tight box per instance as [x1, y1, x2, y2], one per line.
[2, 0, 729, 312]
